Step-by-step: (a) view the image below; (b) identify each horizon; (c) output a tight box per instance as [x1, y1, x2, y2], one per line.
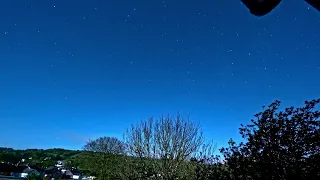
[1, 1, 319, 151]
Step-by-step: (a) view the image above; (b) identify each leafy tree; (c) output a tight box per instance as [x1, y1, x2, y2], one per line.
[83, 137, 126, 180]
[0, 148, 14, 153]
[188, 142, 229, 180]
[83, 136, 126, 155]
[220, 98, 320, 180]
[41, 159, 56, 168]
[0, 152, 21, 163]
[123, 113, 211, 179]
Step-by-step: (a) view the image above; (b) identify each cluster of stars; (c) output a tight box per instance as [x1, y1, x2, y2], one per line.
[2, 2, 319, 101]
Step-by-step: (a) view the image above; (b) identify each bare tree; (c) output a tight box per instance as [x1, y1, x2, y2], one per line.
[124, 113, 210, 179]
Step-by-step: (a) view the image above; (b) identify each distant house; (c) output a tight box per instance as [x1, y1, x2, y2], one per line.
[1, 162, 85, 180]
[43, 166, 72, 179]
[43, 166, 57, 178]
[0, 163, 17, 176]
[19, 168, 39, 178]
[0, 163, 39, 178]
[56, 161, 63, 168]
[82, 176, 96, 180]
[64, 170, 73, 179]
[71, 169, 82, 180]
[28, 164, 42, 173]
[60, 168, 82, 180]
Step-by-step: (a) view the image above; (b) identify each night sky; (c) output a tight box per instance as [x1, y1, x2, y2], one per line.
[0, 1, 319, 150]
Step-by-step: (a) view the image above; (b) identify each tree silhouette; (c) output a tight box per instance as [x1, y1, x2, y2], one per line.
[124, 114, 209, 179]
[83, 136, 126, 180]
[83, 136, 126, 155]
[220, 98, 320, 180]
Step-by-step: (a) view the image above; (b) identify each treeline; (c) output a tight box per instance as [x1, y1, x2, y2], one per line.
[2, 98, 320, 180]
[0, 148, 80, 167]
[72, 98, 320, 180]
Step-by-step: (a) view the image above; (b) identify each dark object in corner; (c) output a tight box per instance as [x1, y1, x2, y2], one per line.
[305, 0, 320, 11]
[241, 0, 282, 16]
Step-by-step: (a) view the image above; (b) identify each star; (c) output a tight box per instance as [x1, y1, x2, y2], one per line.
[1, 0, 319, 152]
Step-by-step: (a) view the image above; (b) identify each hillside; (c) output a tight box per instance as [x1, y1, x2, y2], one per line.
[0, 147, 81, 165]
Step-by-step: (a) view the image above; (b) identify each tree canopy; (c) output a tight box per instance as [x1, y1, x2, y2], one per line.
[219, 98, 320, 180]
[83, 136, 126, 155]
[123, 114, 213, 179]
[1, 98, 319, 180]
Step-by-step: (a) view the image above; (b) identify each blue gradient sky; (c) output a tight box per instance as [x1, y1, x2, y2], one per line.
[0, 0, 319, 150]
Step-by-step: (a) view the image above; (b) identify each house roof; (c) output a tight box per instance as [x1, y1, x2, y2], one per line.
[65, 170, 73, 176]
[71, 169, 81, 175]
[28, 164, 42, 172]
[0, 163, 37, 174]
[0, 163, 17, 173]
[17, 166, 28, 173]
[44, 166, 57, 174]
[52, 172, 63, 179]
[22, 168, 37, 174]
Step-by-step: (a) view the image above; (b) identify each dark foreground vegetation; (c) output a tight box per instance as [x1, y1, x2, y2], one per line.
[1, 98, 319, 180]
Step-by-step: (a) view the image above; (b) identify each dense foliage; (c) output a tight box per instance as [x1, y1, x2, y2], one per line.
[83, 137, 126, 155]
[219, 98, 320, 180]
[1, 98, 319, 180]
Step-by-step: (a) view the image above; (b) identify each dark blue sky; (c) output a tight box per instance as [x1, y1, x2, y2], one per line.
[0, 0, 319, 150]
